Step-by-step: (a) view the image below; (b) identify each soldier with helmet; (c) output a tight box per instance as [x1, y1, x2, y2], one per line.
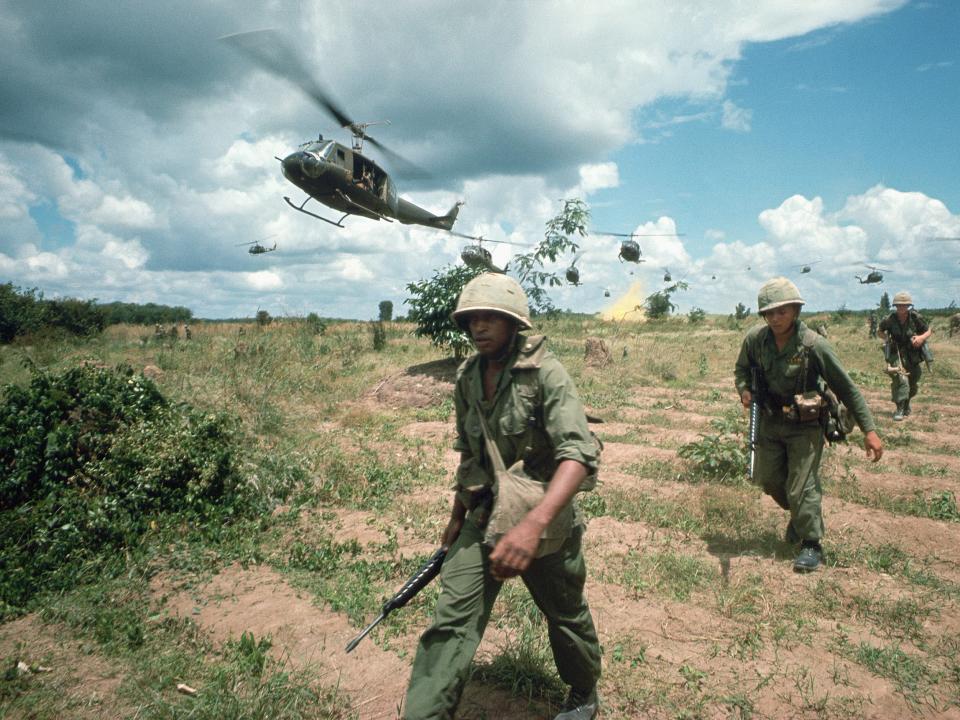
[403, 273, 602, 720]
[734, 278, 883, 572]
[877, 291, 932, 421]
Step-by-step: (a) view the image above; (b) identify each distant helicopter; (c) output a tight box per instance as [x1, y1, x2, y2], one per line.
[603, 288, 611, 298]
[565, 252, 585, 285]
[796, 260, 821, 274]
[592, 230, 683, 264]
[457, 236, 523, 274]
[662, 268, 672, 282]
[237, 238, 277, 255]
[855, 264, 891, 284]
[221, 30, 462, 232]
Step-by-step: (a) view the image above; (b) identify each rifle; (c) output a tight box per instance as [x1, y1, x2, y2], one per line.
[345, 546, 447, 653]
[747, 366, 762, 481]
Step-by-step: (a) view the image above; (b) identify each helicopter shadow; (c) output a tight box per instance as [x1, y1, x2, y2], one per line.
[702, 528, 795, 583]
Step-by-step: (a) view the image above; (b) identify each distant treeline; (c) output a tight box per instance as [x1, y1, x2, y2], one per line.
[0, 284, 193, 344]
[0, 283, 106, 342]
[99, 301, 192, 326]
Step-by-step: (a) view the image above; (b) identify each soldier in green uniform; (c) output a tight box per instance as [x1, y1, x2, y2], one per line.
[403, 273, 601, 720]
[735, 278, 883, 572]
[877, 291, 932, 421]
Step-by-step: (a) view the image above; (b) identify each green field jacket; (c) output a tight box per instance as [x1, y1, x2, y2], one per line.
[453, 334, 599, 488]
[734, 320, 876, 434]
[879, 311, 929, 366]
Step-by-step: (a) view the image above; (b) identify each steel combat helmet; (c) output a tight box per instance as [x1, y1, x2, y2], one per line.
[892, 291, 913, 306]
[452, 273, 532, 330]
[757, 277, 805, 314]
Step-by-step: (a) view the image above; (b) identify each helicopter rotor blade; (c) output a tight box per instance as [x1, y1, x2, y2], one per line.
[220, 29, 430, 179]
[591, 231, 686, 238]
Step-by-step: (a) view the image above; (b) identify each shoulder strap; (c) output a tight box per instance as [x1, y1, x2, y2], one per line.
[475, 400, 507, 474]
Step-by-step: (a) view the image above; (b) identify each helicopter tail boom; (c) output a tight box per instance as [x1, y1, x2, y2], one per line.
[397, 199, 462, 230]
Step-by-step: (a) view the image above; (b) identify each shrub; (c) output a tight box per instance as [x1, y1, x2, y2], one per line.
[688, 307, 706, 324]
[378, 300, 393, 322]
[256, 310, 272, 326]
[371, 321, 387, 351]
[0, 364, 254, 615]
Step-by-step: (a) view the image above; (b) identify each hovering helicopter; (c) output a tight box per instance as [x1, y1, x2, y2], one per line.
[855, 264, 891, 284]
[237, 238, 277, 255]
[796, 260, 821, 274]
[565, 252, 585, 285]
[662, 268, 672, 282]
[592, 230, 683, 264]
[603, 289, 611, 298]
[220, 30, 462, 231]
[457, 236, 523, 274]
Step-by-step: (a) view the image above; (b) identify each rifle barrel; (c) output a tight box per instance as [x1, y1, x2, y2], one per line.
[345, 612, 386, 653]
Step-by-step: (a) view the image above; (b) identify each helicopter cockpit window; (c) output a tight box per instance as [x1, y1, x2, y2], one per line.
[299, 140, 334, 157]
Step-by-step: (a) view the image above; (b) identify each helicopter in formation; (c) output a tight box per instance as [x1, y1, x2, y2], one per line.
[796, 260, 821, 274]
[591, 230, 683, 264]
[237, 238, 277, 255]
[855, 264, 890, 284]
[221, 30, 462, 232]
[662, 268, 672, 282]
[565, 253, 585, 285]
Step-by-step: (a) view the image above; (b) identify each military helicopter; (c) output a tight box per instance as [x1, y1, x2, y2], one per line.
[457, 236, 524, 274]
[565, 252, 585, 285]
[592, 230, 683, 264]
[796, 260, 821, 274]
[855, 264, 891, 284]
[220, 30, 462, 231]
[236, 237, 277, 255]
[662, 268, 672, 282]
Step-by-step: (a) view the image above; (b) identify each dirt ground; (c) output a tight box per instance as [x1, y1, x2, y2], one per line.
[6, 329, 960, 719]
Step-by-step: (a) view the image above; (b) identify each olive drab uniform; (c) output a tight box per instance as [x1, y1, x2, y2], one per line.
[403, 334, 601, 720]
[879, 310, 929, 405]
[734, 321, 876, 542]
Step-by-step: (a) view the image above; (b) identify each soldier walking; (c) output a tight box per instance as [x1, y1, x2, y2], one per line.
[877, 291, 932, 421]
[403, 273, 602, 720]
[734, 278, 883, 572]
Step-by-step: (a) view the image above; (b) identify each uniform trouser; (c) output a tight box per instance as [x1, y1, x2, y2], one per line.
[403, 519, 601, 720]
[891, 361, 922, 403]
[754, 414, 825, 542]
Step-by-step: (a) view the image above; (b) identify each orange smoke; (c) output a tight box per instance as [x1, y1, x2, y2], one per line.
[599, 281, 647, 322]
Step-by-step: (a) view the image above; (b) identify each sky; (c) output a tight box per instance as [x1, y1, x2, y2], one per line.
[1, 0, 958, 320]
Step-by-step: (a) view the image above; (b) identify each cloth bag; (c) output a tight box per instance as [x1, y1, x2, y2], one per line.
[475, 404, 573, 558]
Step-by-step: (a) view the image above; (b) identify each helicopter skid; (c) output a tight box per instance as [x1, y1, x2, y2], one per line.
[284, 196, 348, 227]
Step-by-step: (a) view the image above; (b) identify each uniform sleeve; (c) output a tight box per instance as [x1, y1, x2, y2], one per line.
[452, 371, 471, 454]
[538, 360, 598, 472]
[878, 316, 891, 334]
[813, 341, 876, 434]
[914, 313, 930, 334]
[734, 335, 752, 396]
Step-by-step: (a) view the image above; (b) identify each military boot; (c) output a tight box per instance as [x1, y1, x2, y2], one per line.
[893, 401, 905, 421]
[793, 541, 822, 573]
[554, 687, 599, 720]
[903, 399, 912, 417]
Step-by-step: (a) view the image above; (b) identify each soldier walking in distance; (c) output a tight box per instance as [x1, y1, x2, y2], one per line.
[403, 273, 602, 720]
[877, 291, 932, 421]
[735, 278, 883, 572]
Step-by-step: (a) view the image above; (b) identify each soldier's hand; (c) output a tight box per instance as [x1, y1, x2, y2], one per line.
[910, 335, 923, 348]
[864, 430, 883, 463]
[489, 518, 541, 581]
[740, 390, 752, 409]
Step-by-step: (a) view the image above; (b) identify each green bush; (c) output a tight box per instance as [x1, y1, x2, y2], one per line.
[0, 364, 254, 616]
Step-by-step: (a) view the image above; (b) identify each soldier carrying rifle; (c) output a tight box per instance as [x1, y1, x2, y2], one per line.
[735, 278, 883, 573]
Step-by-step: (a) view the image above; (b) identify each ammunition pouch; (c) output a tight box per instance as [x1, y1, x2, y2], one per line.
[454, 457, 495, 530]
[783, 391, 823, 424]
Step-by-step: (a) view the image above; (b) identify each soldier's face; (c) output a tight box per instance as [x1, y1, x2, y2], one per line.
[467, 311, 515, 358]
[895, 304, 910, 321]
[762, 304, 800, 336]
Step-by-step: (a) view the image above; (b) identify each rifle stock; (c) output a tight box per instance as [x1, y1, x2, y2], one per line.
[345, 546, 447, 653]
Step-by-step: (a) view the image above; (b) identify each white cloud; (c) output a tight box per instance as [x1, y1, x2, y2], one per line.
[721, 99, 752, 132]
[578, 163, 620, 195]
[88, 194, 159, 229]
[243, 270, 283, 291]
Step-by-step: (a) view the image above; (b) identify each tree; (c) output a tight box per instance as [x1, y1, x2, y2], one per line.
[405, 264, 484, 358]
[378, 300, 393, 322]
[734, 302, 751, 320]
[644, 281, 689, 320]
[405, 199, 588, 355]
[256, 310, 272, 326]
[511, 198, 589, 315]
[879, 291, 890, 312]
